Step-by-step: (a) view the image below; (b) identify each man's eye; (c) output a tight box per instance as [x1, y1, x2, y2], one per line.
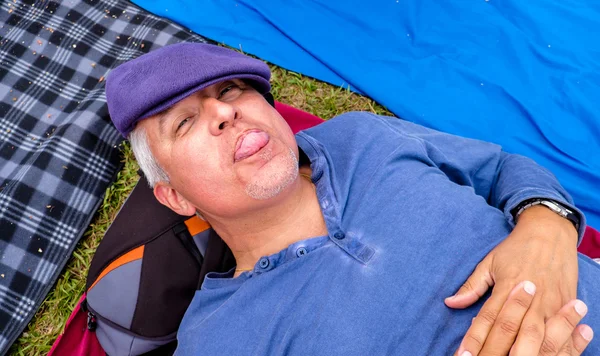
[176, 117, 191, 132]
[218, 84, 241, 99]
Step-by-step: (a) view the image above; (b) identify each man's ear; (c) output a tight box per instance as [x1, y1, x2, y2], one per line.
[153, 182, 197, 216]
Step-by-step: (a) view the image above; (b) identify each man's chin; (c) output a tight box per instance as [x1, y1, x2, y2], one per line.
[244, 147, 299, 200]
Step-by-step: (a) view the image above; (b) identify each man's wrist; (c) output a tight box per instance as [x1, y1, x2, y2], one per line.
[513, 198, 580, 231]
[513, 201, 579, 241]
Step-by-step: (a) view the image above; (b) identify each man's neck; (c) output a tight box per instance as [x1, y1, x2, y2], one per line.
[208, 168, 327, 275]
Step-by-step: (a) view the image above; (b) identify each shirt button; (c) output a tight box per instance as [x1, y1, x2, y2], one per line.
[333, 232, 345, 240]
[259, 258, 270, 269]
[296, 247, 307, 257]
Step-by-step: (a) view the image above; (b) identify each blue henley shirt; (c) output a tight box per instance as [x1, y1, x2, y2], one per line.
[176, 113, 600, 355]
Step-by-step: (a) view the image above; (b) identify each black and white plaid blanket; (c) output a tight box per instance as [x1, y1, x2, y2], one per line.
[0, 0, 208, 352]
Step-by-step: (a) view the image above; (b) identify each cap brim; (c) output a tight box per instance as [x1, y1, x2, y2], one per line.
[128, 73, 271, 135]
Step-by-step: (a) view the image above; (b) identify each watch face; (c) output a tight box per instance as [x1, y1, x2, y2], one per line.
[540, 201, 563, 215]
[545, 201, 579, 229]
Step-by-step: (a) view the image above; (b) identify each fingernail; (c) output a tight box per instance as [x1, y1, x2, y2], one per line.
[580, 326, 593, 341]
[574, 300, 588, 317]
[461, 351, 472, 356]
[523, 281, 536, 295]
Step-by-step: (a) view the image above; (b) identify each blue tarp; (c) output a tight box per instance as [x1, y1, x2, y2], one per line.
[132, 0, 600, 228]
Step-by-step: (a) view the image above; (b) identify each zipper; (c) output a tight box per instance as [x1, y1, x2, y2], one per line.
[87, 311, 98, 331]
[81, 298, 97, 331]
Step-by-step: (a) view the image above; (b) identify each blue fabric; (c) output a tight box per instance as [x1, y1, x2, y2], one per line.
[131, 0, 600, 228]
[175, 113, 600, 355]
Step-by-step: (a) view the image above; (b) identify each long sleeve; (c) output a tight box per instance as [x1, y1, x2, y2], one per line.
[376, 114, 586, 242]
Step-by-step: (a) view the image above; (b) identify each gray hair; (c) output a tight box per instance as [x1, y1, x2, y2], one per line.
[128, 126, 170, 188]
[129, 127, 207, 221]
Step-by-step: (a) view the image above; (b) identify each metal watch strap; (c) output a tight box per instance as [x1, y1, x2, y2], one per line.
[514, 198, 580, 230]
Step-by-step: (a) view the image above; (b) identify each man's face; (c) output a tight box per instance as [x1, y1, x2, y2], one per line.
[139, 79, 299, 219]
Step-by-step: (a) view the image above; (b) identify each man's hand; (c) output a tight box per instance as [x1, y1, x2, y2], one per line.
[452, 281, 593, 355]
[445, 205, 582, 354]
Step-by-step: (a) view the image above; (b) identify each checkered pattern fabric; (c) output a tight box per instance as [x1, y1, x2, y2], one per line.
[0, 0, 209, 352]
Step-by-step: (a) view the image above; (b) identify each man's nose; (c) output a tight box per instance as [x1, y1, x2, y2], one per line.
[204, 98, 240, 135]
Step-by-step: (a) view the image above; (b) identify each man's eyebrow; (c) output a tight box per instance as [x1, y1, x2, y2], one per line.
[157, 106, 176, 136]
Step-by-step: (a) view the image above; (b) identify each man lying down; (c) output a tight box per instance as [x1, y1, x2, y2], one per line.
[105, 43, 599, 355]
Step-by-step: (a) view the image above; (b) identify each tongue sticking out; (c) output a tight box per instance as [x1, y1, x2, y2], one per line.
[234, 131, 270, 162]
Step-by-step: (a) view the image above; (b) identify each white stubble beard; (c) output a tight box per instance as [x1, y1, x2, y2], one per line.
[244, 147, 299, 200]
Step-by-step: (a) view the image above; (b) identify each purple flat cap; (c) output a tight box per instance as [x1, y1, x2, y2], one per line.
[106, 43, 271, 137]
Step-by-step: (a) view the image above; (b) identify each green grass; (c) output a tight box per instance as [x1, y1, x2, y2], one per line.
[9, 65, 390, 355]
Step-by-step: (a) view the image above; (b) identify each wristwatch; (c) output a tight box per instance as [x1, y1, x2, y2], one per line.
[514, 198, 580, 230]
